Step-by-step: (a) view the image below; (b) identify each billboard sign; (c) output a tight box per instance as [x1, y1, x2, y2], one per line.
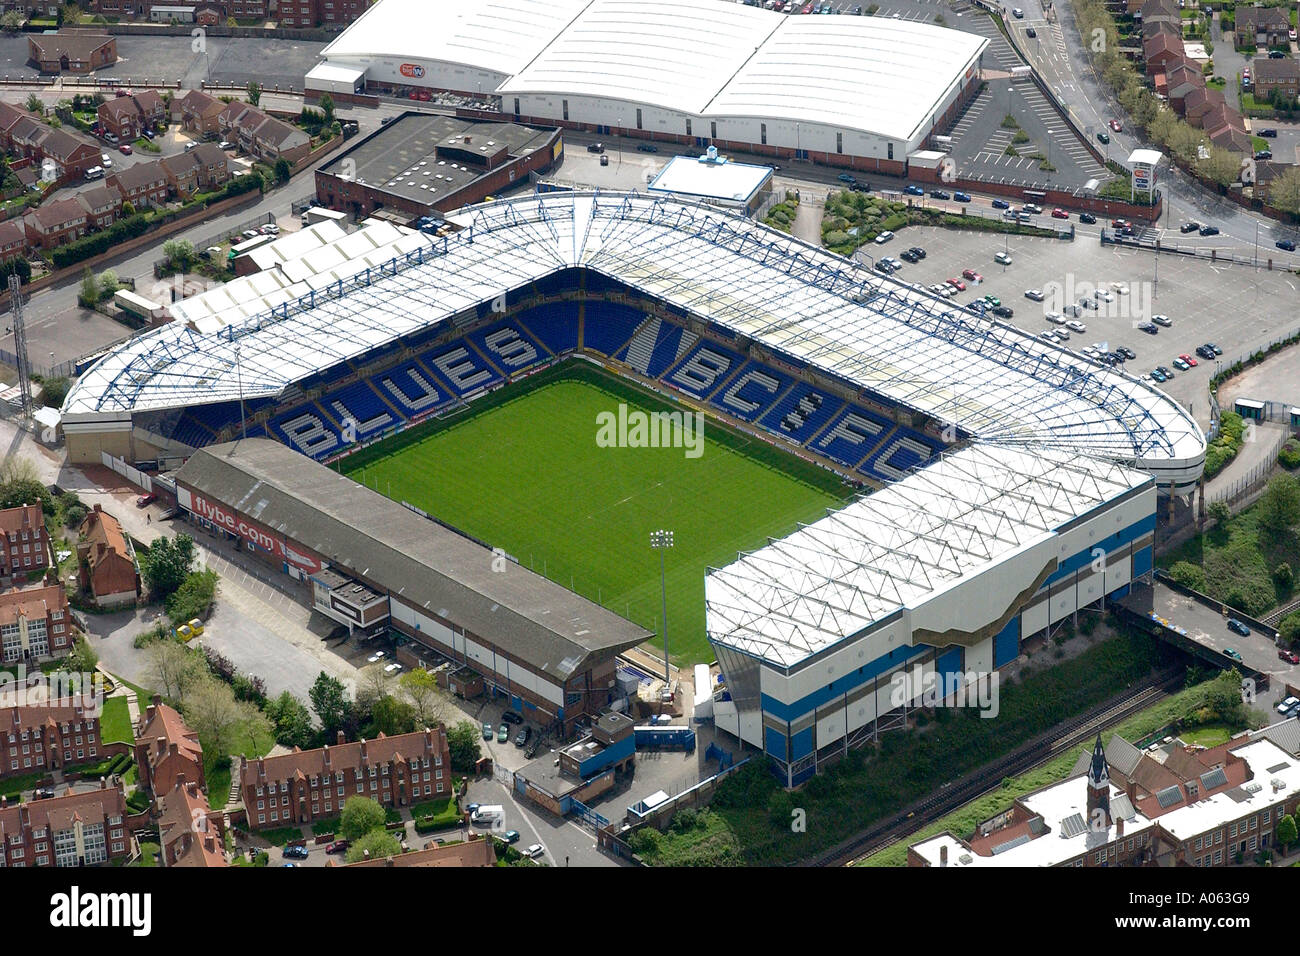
[400, 63, 426, 79]
[178, 486, 322, 574]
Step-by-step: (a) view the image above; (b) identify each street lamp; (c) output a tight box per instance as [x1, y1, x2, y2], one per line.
[650, 529, 674, 694]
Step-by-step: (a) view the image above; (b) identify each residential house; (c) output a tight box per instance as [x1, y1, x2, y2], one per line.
[8, 122, 100, 183]
[0, 780, 131, 866]
[1183, 85, 1227, 127]
[240, 727, 451, 830]
[0, 584, 73, 666]
[1143, 17, 1181, 42]
[1235, 5, 1291, 48]
[89, 0, 269, 18]
[23, 198, 88, 250]
[219, 102, 311, 166]
[0, 102, 31, 152]
[107, 159, 170, 210]
[0, 220, 27, 261]
[160, 142, 230, 198]
[98, 97, 142, 141]
[0, 504, 50, 582]
[2, 701, 103, 780]
[279, 0, 375, 28]
[173, 88, 224, 138]
[76, 504, 139, 607]
[1208, 121, 1254, 154]
[1253, 56, 1300, 101]
[1139, 0, 1179, 20]
[1165, 61, 1206, 114]
[133, 695, 204, 796]
[1143, 33, 1183, 77]
[76, 184, 123, 231]
[26, 33, 117, 74]
[157, 776, 225, 867]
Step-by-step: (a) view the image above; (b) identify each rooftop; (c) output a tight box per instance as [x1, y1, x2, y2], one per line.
[647, 153, 773, 204]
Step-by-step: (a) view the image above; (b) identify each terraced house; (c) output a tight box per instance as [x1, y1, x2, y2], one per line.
[134, 696, 204, 796]
[0, 504, 50, 582]
[9, 122, 101, 183]
[1235, 5, 1291, 48]
[0, 585, 72, 665]
[240, 727, 451, 829]
[218, 102, 311, 165]
[0, 221, 27, 260]
[2, 701, 103, 779]
[23, 198, 87, 251]
[160, 143, 231, 198]
[173, 89, 224, 138]
[108, 160, 170, 210]
[0, 781, 130, 867]
[76, 184, 123, 231]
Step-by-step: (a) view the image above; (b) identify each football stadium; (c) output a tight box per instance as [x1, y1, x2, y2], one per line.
[59, 192, 1206, 777]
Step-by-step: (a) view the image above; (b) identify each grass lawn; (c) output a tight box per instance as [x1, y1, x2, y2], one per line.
[206, 755, 232, 811]
[342, 362, 852, 665]
[859, 671, 1252, 866]
[254, 826, 305, 847]
[128, 842, 160, 867]
[98, 696, 132, 743]
[1159, 488, 1298, 617]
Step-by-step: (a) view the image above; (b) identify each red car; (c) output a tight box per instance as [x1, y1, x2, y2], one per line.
[119, 143, 133, 155]
[325, 840, 350, 854]
[135, 493, 157, 508]
[1280, 649, 1300, 665]
[801, 2, 813, 11]
[1111, 218, 1131, 229]
[1051, 208, 1069, 219]
[961, 268, 982, 282]
[1178, 353, 1198, 367]
[946, 278, 966, 291]
[1108, 119, 1122, 133]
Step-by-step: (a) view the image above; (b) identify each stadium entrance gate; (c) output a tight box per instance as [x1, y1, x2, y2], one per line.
[569, 799, 609, 832]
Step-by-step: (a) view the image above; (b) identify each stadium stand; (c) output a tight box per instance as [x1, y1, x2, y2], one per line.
[759, 387, 842, 445]
[661, 338, 746, 399]
[420, 343, 503, 397]
[373, 358, 456, 417]
[809, 404, 896, 469]
[865, 432, 938, 482]
[710, 361, 794, 423]
[465, 319, 549, 373]
[582, 302, 645, 359]
[519, 303, 580, 354]
[323, 380, 398, 440]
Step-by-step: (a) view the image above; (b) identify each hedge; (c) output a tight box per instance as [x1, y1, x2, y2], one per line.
[53, 214, 150, 270]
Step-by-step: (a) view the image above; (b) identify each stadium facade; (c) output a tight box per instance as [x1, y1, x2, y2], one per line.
[60, 192, 1205, 779]
[305, 0, 987, 175]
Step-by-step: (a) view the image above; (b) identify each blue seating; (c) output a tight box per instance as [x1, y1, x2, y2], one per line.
[808, 404, 894, 468]
[418, 343, 503, 397]
[583, 302, 646, 358]
[269, 403, 344, 460]
[323, 380, 397, 441]
[298, 360, 353, 392]
[466, 319, 548, 375]
[709, 361, 792, 423]
[759, 387, 841, 444]
[519, 304, 580, 355]
[372, 358, 454, 418]
[660, 339, 745, 399]
[643, 323, 691, 379]
[862, 428, 942, 483]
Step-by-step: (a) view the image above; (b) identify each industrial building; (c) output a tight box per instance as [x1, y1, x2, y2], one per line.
[305, 0, 987, 174]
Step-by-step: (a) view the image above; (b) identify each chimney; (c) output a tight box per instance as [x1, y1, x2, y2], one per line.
[323, 745, 330, 767]
[337, 730, 345, 745]
[21, 508, 29, 528]
[169, 742, 178, 759]
[256, 757, 265, 778]
[939, 844, 948, 867]
[1116, 816, 1125, 838]
[360, 738, 368, 762]
[1125, 776, 1137, 803]
[175, 772, 186, 791]
[100, 777, 107, 790]
[93, 503, 102, 514]
[145, 703, 156, 724]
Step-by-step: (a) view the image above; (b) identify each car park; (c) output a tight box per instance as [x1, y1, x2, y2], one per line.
[1066, 319, 1087, 333]
[903, 185, 924, 196]
[1151, 314, 1172, 327]
[1280, 651, 1300, 666]
[283, 845, 309, 860]
[1199, 225, 1219, 236]
[1078, 212, 1097, 224]
[1024, 289, 1045, 301]
[497, 724, 509, 742]
[874, 230, 894, 243]
[994, 251, 1012, 265]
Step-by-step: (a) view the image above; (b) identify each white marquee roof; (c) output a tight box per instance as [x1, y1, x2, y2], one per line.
[705, 445, 1151, 667]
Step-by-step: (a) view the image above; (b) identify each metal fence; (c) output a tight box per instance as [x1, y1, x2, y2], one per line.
[0, 345, 75, 380]
[1208, 429, 1290, 509]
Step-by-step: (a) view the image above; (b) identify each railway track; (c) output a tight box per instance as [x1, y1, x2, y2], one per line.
[1263, 597, 1300, 629]
[805, 668, 1184, 867]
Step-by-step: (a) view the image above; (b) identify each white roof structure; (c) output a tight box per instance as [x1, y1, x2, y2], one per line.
[319, 0, 591, 77]
[1127, 148, 1164, 168]
[709, 17, 985, 143]
[317, 0, 986, 145]
[63, 190, 1203, 484]
[1154, 739, 1300, 842]
[705, 444, 1152, 667]
[647, 154, 772, 205]
[498, 0, 783, 116]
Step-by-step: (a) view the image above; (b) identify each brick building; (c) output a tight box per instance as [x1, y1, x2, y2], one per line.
[157, 776, 225, 866]
[9, 122, 100, 184]
[27, 33, 117, 74]
[134, 695, 204, 796]
[77, 184, 124, 231]
[107, 160, 170, 210]
[160, 142, 231, 198]
[76, 505, 139, 607]
[0, 504, 50, 582]
[1235, 5, 1291, 48]
[23, 198, 87, 250]
[97, 90, 167, 141]
[240, 727, 451, 830]
[88, 0, 268, 19]
[173, 89, 225, 138]
[1253, 56, 1300, 100]
[0, 780, 130, 866]
[0, 220, 27, 260]
[333, 833, 497, 867]
[218, 102, 311, 165]
[0, 584, 72, 666]
[279, 0, 375, 28]
[2, 700, 103, 779]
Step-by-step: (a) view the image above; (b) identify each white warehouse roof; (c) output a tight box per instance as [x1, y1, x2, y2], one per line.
[647, 154, 772, 204]
[705, 445, 1152, 667]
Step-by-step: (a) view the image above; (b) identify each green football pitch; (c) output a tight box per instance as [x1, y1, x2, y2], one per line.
[340, 362, 853, 665]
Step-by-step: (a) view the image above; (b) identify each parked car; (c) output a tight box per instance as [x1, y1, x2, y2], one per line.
[1079, 212, 1097, 224]
[874, 230, 895, 243]
[187, 618, 205, 637]
[1026, 26, 1036, 37]
[104, 132, 119, 144]
[991, 305, 1014, 318]
[1046, 312, 1065, 324]
[636, 143, 659, 152]
[1012, 6, 1023, 16]
[260, 223, 280, 235]
[903, 184, 925, 196]
[953, 191, 971, 203]
[1259, 128, 1278, 138]
[366, 650, 385, 663]
[1066, 319, 1087, 333]
[1096, 131, 1110, 145]
[1149, 314, 1171, 328]
[599, 154, 609, 166]
[242, 229, 261, 240]
[502, 711, 523, 725]
[1255, 149, 1272, 161]
[100, 153, 113, 168]
[136, 492, 157, 507]
[929, 189, 950, 200]
[908, 246, 926, 259]
[900, 249, 920, 263]
[1172, 357, 1190, 371]
[838, 172, 857, 184]
[1051, 208, 1069, 219]
[497, 723, 509, 742]
[119, 143, 132, 155]
[282, 845, 309, 860]
[218, 140, 233, 150]
[1024, 289, 1045, 301]
[1227, 619, 1251, 637]
[514, 726, 530, 747]
[1023, 203, 1043, 215]
[502, 830, 521, 844]
[325, 840, 350, 854]
[1199, 225, 1220, 236]
[482, 722, 493, 739]
[586, 142, 604, 153]
[1108, 119, 1122, 132]
[1205, 342, 1221, 355]
[33, 787, 55, 800]
[1178, 353, 1197, 367]
[962, 268, 981, 282]
[1268, 49, 1287, 59]
[1137, 322, 1158, 334]
[525, 843, 545, 859]
[1277, 239, 1297, 252]
[946, 277, 966, 291]
[1280, 651, 1300, 666]
[994, 251, 1012, 265]
[1117, 346, 1137, 360]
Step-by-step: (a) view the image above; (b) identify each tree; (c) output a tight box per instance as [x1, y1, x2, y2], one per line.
[356, 662, 392, 714]
[319, 92, 335, 125]
[184, 675, 245, 757]
[0, 457, 52, 514]
[398, 669, 445, 726]
[369, 694, 415, 736]
[1208, 500, 1231, 526]
[162, 239, 193, 270]
[1199, 145, 1244, 189]
[343, 828, 401, 863]
[97, 269, 119, 298]
[140, 534, 196, 599]
[273, 157, 291, 184]
[0, 11, 23, 30]
[78, 267, 99, 307]
[144, 640, 206, 705]
[339, 796, 386, 841]
[1268, 166, 1300, 216]
[66, 633, 98, 673]
[447, 720, 482, 771]
[40, 376, 70, 409]
[246, 81, 261, 107]
[309, 671, 351, 736]
[1258, 473, 1300, 539]
[265, 690, 315, 749]
[1277, 814, 1298, 850]
[25, 93, 42, 115]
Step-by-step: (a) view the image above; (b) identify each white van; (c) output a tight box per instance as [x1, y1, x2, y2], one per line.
[470, 805, 504, 827]
[84, 165, 104, 181]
